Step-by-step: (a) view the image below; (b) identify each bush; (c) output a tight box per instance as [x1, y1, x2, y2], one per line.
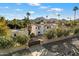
[55, 28, 70, 37]
[0, 36, 14, 48]
[44, 28, 71, 39]
[44, 29, 55, 39]
[30, 33, 35, 38]
[55, 28, 63, 37]
[14, 35, 30, 45]
[63, 29, 70, 36]
[74, 27, 79, 35]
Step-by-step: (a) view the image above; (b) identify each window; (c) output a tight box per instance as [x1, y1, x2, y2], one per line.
[36, 27, 37, 29]
[38, 32, 40, 34]
[38, 26, 41, 30]
[47, 26, 51, 29]
[47, 26, 49, 29]
[38, 32, 41, 35]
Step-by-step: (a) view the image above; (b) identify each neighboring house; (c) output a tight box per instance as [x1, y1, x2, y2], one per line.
[11, 28, 28, 37]
[31, 23, 44, 36]
[31, 22, 57, 36]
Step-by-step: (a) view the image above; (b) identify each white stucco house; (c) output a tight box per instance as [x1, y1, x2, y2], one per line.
[11, 28, 28, 37]
[31, 22, 57, 36]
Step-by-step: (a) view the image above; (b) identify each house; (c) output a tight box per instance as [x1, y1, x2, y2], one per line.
[11, 28, 28, 37]
[31, 22, 57, 36]
[31, 22, 44, 36]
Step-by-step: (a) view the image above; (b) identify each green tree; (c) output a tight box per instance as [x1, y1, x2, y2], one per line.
[26, 12, 30, 19]
[12, 19, 17, 29]
[73, 6, 78, 20]
[0, 17, 11, 36]
[57, 14, 60, 20]
[23, 17, 30, 27]
[26, 12, 31, 35]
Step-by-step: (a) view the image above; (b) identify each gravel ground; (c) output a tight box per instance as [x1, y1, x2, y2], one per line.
[9, 38, 79, 56]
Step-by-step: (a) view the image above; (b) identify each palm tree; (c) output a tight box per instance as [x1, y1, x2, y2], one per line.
[73, 6, 78, 20]
[26, 12, 31, 35]
[0, 17, 5, 21]
[46, 15, 48, 19]
[26, 12, 30, 19]
[12, 19, 17, 29]
[23, 17, 30, 27]
[67, 17, 71, 20]
[57, 14, 60, 20]
[0, 17, 7, 25]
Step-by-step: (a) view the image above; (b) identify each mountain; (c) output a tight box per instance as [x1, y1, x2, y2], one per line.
[35, 17, 45, 20]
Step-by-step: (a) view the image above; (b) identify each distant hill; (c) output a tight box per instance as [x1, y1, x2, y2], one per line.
[35, 17, 45, 20]
[35, 17, 57, 21]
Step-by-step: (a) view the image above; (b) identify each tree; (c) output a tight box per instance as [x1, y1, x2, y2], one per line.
[73, 6, 78, 20]
[0, 17, 11, 36]
[57, 14, 60, 20]
[26, 12, 31, 35]
[0, 17, 14, 48]
[0, 17, 5, 21]
[46, 15, 48, 19]
[12, 19, 17, 29]
[23, 17, 30, 27]
[26, 12, 30, 19]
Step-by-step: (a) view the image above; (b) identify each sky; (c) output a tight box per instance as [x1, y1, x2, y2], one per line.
[0, 3, 79, 20]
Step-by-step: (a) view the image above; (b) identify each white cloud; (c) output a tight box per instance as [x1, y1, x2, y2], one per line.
[15, 8, 22, 11]
[28, 11, 35, 14]
[28, 3, 41, 6]
[40, 6, 48, 9]
[48, 8, 63, 12]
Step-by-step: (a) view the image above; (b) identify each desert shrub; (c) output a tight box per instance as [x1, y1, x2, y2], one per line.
[55, 28, 64, 37]
[74, 27, 79, 35]
[44, 29, 55, 39]
[30, 33, 35, 38]
[0, 36, 14, 48]
[63, 29, 70, 36]
[14, 35, 30, 45]
[44, 27, 71, 39]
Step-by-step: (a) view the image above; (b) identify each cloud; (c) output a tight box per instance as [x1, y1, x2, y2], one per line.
[28, 11, 35, 14]
[15, 8, 22, 11]
[28, 3, 41, 6]
[48, 8, 63, 12]
[40, 6, 48, 9]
